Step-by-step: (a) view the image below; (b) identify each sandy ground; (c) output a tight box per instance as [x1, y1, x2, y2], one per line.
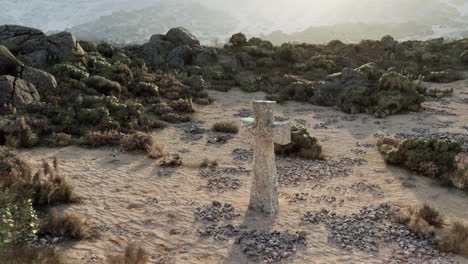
[21, 80, 468, 264]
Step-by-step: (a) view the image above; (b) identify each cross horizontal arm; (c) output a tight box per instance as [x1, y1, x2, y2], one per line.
[271, 121, 291, 145]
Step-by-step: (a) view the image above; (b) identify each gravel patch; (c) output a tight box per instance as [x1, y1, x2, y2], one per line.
[233, 148, 254, 162]
[303, 204, 454, 263]
[194, 201, 240, 222]
[276, 157, 367, 185]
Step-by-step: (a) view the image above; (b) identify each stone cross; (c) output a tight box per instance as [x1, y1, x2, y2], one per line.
[241, 101, 291, 214]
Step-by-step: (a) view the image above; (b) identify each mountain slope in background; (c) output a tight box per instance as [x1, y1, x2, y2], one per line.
[1, 0, 468, 45]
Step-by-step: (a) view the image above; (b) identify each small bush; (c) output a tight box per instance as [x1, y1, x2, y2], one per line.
[417, 203, 444, 227]
[275, 125, 323, 160]
[439, 221, 468, 257]
[229, 33, 247, 47]
[0, 246, 65, 264]
[52, 63, 89, 80]
[39, 209, 95, 240]
[97, 43, 115, 58]
[0, 146, 31, 186]
[169, 99, 194, 113]
[84, 75, 122, 95]
[461, 50, 468, 64]
[130, 82, 159, 97]
[200, 158, 218, 168]
[45, 133, 72, 147]
[378, 137, 462, 178]
[393, 205, 435, 239]
[78, 40, 97, 53]
[81, 131, 162, 156]
[30, 158, 81, 206]
[0, 117, 39, 148]
[107, 243, 149, 264]
[159, 153, 182, 167]
[0, 189, 38, 246]
[423, 71, 460, 83]
[212, 121, 239, 134]
[426, 88, 453, 98]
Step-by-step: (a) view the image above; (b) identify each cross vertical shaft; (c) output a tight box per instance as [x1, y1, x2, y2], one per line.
[250, 101, 278, 214]
[244, 101, 290, 214]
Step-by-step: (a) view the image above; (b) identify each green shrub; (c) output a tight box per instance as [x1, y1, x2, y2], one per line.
[378, 137, 462, 178]
[247, 37, 273, 50]
[306, 55, 335, 72]
[0, 189, 38, 246]
[242, 46, 273, 58]
[0, 146, 31, 186]
[45, 133, 73, 147]
[52, 63, 89, 80]
[461, 50, 468, 64]
[229, 33, 247, 47]
[423, 71, 460, 83]
[78, 40, 97, 53]
[275, 125, 323, 160]
[130, 82, 159, 97]
[0, 117, 39, 148]
[356, 63, 380, 80]
[84, 75, 122, 95]
[277, 81, 315, 103]
[97, 42, 115, 58]
[257, 58, 275, 67]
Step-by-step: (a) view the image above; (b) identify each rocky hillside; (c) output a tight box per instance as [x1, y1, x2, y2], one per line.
[1, 24, 468, 148]
[2, 0, 468, 45]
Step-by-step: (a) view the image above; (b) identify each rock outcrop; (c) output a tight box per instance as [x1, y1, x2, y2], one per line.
[309, 68, 369, 106]
[19, 66, 57, 94]
[123, 27, 217, 68]
[0, 75, 40, 108]
[0, 25, 83, 65]
[0, 44, 23, 76]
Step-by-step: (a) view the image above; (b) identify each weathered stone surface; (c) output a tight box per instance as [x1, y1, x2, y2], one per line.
[165, 27, 200, 46]
[167, 45, 194, 68]
[47, 32, 84, 59]
[0, 25, 82, 65]
[20, 66, 57, 94]
[194, 48, 218, 66]
[242, 101, 291, 214]
[0, 44, 23, 76]
[0, 75, 40, 107]
[309, 68, 368, 106]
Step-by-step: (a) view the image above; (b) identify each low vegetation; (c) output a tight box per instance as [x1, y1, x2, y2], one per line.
[107, 244, 149, 264]
[39, 209, 95, 240]
[0, 246, 65, 264]
[275, 125, 323, 160]
[439, 221, 468, 257]
[377, 137, 465, 189]
[81, 131, 164, 158]
[212, 121, 239, 134]
[394, 204, 468, 257]
[159, 153, 183, 167]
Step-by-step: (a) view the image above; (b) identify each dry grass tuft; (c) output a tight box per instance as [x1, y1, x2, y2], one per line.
[81, 131, 163, 157]
[212, 121, 239, 134]
[107, 243, 149, 264]
[417, 203, 444, 227]
[0, 246, 64, 264]
[376, 137, 400, 148]
[39, 209, 95, 240]
[439, 221, 468, 257]
[393, 204, 444, 239]
[200, 158, 218, 168]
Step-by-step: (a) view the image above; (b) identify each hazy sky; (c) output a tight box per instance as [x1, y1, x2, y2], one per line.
[0, 0, 467, 35]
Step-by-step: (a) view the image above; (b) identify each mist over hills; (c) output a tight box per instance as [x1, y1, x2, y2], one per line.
[1, 0, 468, 45]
